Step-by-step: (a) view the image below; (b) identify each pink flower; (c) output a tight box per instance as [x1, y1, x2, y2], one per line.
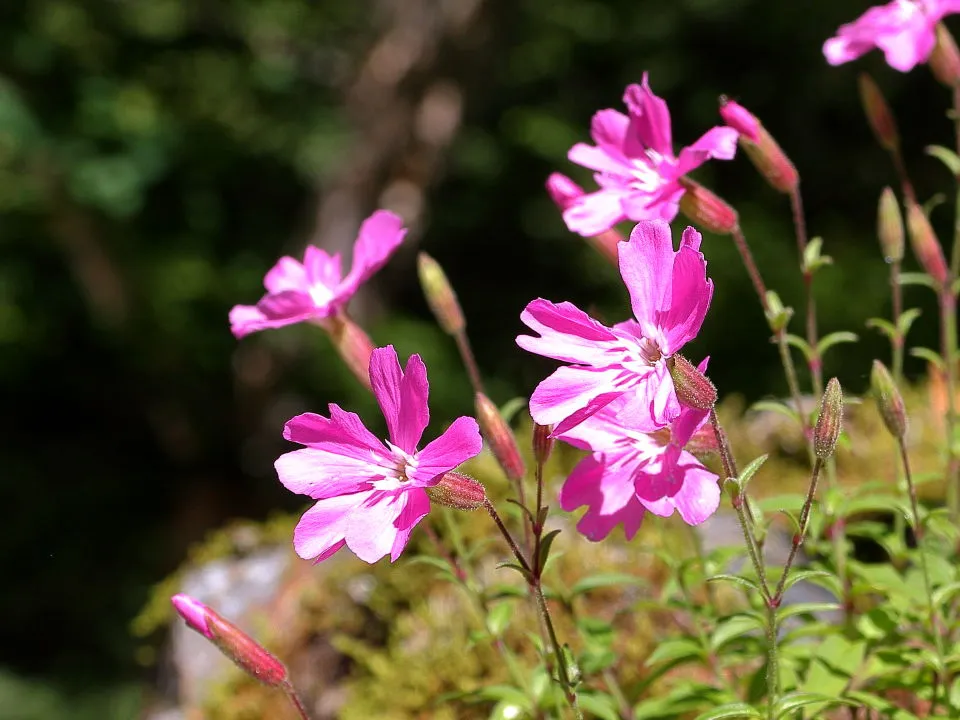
[559, 74, 738, 237]
[556, 377, 720, 540]
[517, 220, 713, 435]
[230, 210, 407, 338]
[823, 0, 960, 71]
[275, 345, 482, 564]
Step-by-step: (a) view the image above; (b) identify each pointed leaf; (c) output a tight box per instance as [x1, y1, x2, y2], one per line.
[898, 272, 937, 289]
[750, 399, 800, 423]
[866, 317, 897, 341]
[538, 529, 562, 569]
[694, 702, 763, 720]
[570, 572, 647, 597]
[910, 346, 945, 370]
[784, 333, 814, 363]
[816, 331, 858, 358]
[774, 692, 856, 718]
[737, 454, 769, 490]
[896, 307, 922, 336]
[708, 573, 762, 594]
[926, 144, 960, 177]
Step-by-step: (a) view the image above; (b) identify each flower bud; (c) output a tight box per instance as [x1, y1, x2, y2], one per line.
[669, 354, 717, 410]
[929, 24, 960, 87]
[877, 187, 904, 263]
[678, 178, 738, 235]
[685, 424, 719, 456]
[475, 392, 526, 481]
[871, 360, 907, 439]
[171, 594, 288, 687]
[326, 314, 374, 391]
[814, 377, 843, 460]
[532, 422, 555, 466]
[858, 73, 899, 152]
[905, 201, 949, 288]
[720, 97, 798, 194]
[418, 253, 465, 335]
[426, 471, 486, 511]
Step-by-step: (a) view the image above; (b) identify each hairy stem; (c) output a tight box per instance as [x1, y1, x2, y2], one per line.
[455, 329, 485, 396]
[773, 458, 824, 603]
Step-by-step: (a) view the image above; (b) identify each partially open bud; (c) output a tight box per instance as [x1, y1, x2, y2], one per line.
[669, 354, 717, 410]
[905, 201, 949, 288]
[814, 378, 843, 460]
[475, 392, 525, 481]
[871, 360, 908, 439]
[719, 97, 798, 194]
[418, 253, 465, 335]
[533, 422, 555, 466]
[858, 73, 899, 153]
[877, 187, 904, 263]
[171, 594, 288, 687]
[678, 178, 738, 235]
[426, 471, 486, 510]
[326, 314, 374, 391]
[929, 24, 960, 87]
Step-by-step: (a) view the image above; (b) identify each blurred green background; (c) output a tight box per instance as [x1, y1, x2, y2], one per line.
[0, 0, 955, 716]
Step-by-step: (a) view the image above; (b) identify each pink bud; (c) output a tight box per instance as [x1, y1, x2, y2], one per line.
[858, 73, 899, 153]
[669, 354, 717, 410]
[906, 201, 949, 288]
[532, 422, 555, 466]
[475, 392, 526, 481]
[678, 178, 739, 235]
[877, 187, 904, 263]
[426, 471, 487, 511]
[325, 314, 375, 391]
[171, 594, 289, 687]
[871, 360, 908, 439]
[718, 97, 760, 143]
[929, 24, 960, 88]
[814, 378, 843, 460]
[418, 252, 465, 335]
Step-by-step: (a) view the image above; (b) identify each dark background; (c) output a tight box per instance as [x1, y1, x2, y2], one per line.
[0, 0, 954, 715]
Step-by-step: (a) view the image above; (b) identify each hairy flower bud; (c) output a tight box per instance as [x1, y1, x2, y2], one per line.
[871, 360, 908, 439]
[686, 424, 720, 456]
[814, 378, 843, 460]
[877, 187, 904, 263]
[426, 471, 486, 510]
[678, 178, 738, 235]
[418, 253, 465, 335]
[719, 97, 798, 194]
[669, 354, 717, 410]
[171, 594, 288, 687]
[905, 201, 949, 287]
[858, 73, 899, 152]
[475, 392, 525, 481]
[532, 422, 555, 466]
[930, 23, 960, 88]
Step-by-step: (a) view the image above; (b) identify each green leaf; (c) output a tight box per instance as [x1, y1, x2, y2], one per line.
[694, 702, 763, 719]
[816, 331, 858, 358]
[737, 454, 769, 490]
[845, 691, 921, 719]
[910, 346, 945, 369]
[866, 316, 897, 342]
[784, 333, 814, 363]
[802, 237, 832, 274]
[926, 144, 960, 177]
[496, 562, 533, 584]
[570, 572, 647, 597]
[707, 574, 762, 594]
[710, 614, 765, 651]
[498, 396, 528, 423]
[644, 637, 704, 667]
[505, 498, 535, 525]
[537, 529, 561, 569]
[774, 692, 855, 718]
[898, 272, 938, 290]
[749, 399, 800, 423]
[576, 692, 620, 720]
[778, 569, 841, 597]
[776, 601, 842, 623]
[486, 601, 513, 637]
[897, 307, 923, 336]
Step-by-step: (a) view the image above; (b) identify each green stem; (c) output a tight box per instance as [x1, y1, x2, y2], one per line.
[455, 329, 485, 396]
[282, 681, 313, 720]
[731, 224, 770, 313]
[775, 329, 812, 450]
[790, 187, 822, 395]
[891, 260, 905, 382]
[940, 290, 959, 520]
[773, 459, 824, 603]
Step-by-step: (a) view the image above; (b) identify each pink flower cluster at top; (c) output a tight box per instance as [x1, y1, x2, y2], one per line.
[518, 219, 720, 537]
[823, 0, 960, 71]
[548, 73, 738, 237]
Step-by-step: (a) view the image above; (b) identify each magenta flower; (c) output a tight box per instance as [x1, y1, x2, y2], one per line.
[230, 210, 407, 338]
[517, 220, 713, 435]
[559, 74, 738, 237]
[275, 345, 482, 564]
[556, 377, 720, 540]
[823, 0, 960, 71]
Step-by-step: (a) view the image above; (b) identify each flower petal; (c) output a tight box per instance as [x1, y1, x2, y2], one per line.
[546, 173, 585, 212]
[411, 416, 483, 484]
[275, 447, 380, 500]
[517, 299, 619, 365]
[263, 256, 308, 294]
[618, 220, 674, 334]
[389, 488, 431, 561]
[590, 109, 631, 163]
[528, 365, 628, 430]
[562, 188, 630, 236]
[369, 345, 404, 445]
[284, 407, 385, 458]
[339, 210, 407, 297]
[303, 246, 342, 289]
[623, 74, 673, 157]
[397, 353, 430, 453]
[676, 126, 739, 176]
[293, 492, 370, 561]
[560, 453, 645, 541]
[344, 489, 407, 563]
[228, 291, 320, 338]
[660, 237, 713, 355]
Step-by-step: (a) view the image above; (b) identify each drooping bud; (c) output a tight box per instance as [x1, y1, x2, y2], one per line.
[533, 422, 555, 466]
[326, 314, 375, 391]
[929, 23, 960, 88]
[475, 392, 526, 481]
[719, 97, 798, 194]
[678, 178, 738, 235]
[813, 378, 843, 459]
[171, 594, 288, 687]
[905, 201, 949, 288]
[858, 73, 899, 152]
[426, 471, 486, 510]
[877, 187, 904, 263]
[418, 253, 465, 335]
[669, 354, 717, 410]
[871, 360, 908, 439]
